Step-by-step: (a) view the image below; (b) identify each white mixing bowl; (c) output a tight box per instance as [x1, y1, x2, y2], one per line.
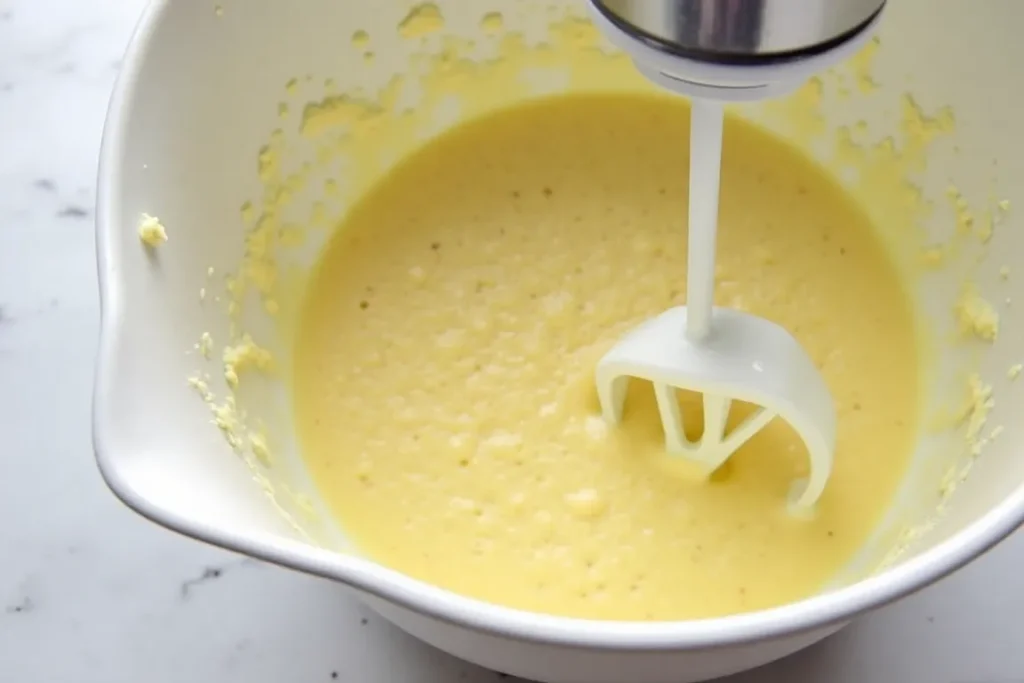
[94, 1, 1024, 681]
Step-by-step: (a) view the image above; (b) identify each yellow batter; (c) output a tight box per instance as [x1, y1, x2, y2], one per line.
[293, 93, 921, 621]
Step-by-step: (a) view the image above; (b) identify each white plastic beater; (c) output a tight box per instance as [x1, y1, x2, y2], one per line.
[595, 100, 835, 511]
[587, 1, 885, 510]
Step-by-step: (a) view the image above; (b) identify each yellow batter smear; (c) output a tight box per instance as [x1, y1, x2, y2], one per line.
[197, 331, 214, 359]
[954, 283, 999, 342]
[351, 30, 370, 49]
[398, 3, 444, 39]
[222, 334, 274, 388]
[138, 213, 168, 247]
[963, 374, 995, 457]
[480, 11, 504, 35]
[292, 93, 922, 621]
[852, 37, 881, 94]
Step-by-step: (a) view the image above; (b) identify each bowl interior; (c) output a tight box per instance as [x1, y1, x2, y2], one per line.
[97, 0, 1024, 622]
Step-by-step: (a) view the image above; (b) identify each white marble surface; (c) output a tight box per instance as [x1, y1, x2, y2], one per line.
[1, 1, 1023, 682]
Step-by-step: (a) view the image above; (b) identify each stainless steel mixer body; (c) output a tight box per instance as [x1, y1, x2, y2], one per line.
[587, 0, 886, 101]
[589, 0, 885, 63]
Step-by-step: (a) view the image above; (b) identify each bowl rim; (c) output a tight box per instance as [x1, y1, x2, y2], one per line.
[94, 0, 1024, 651]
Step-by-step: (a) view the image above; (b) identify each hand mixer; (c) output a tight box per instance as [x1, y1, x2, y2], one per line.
[586, 0, 886, 511]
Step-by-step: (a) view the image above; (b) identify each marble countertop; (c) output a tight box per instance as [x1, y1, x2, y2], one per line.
[1, 1, 1022, 681]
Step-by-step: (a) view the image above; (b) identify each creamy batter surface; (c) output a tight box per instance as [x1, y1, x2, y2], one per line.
[292, 93, 921, 620]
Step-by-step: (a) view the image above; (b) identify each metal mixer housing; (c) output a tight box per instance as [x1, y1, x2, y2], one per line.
[587, 0, 886, 100]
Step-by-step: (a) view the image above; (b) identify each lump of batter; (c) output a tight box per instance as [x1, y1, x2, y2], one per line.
[138, 213, 168, 248]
